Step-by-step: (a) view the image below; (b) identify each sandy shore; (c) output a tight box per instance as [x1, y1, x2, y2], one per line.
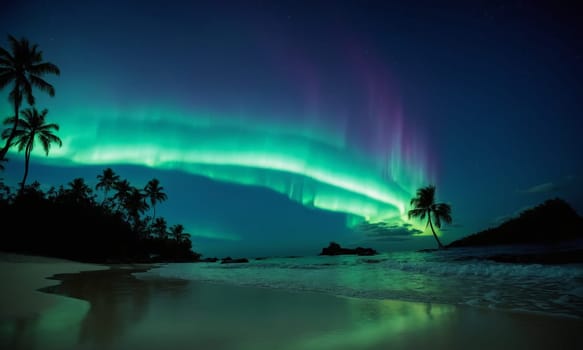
[1, 255, 582, 350]
[0, 253, 108, 320]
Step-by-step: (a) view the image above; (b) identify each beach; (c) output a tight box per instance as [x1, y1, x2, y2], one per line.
[1, 253, 582, 350]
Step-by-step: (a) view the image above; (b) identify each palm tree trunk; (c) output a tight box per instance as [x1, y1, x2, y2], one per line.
[427, 213, 445, 249]
[21, 144, 32, 192]
[0, 102, 20, 161]
[102, 189, 109, 206]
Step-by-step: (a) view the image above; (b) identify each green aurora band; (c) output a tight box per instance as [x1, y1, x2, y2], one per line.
[4, 103, 431, 232]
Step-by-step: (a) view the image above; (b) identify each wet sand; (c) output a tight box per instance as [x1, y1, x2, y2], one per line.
[1, 257, 582, 350]
[0, 253, 107, 320]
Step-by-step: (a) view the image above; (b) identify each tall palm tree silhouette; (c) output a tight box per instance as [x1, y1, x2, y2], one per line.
[144, 178, 167, 222]
[170, 224, 190, 242]
[96, 168, 120, 206]
[2, 107, 61, 192]
[67, 177, 94, 205]
[125, 188, 149, 232]
[0, 35, 60, 161]
[112, 179, 132, 212]
[408, 185, 452, 249]
[152, 217, 168, 239]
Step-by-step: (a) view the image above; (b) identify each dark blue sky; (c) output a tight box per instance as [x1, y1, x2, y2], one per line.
[2, 0, 582, 257]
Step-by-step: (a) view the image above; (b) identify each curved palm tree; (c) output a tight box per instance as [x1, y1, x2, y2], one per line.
[2, 108, 61, 192]
[96, 167, 120, 206]
[0, 35, 60, 161]
[408, 185, 452, 249]
[144, 178, 167, 222]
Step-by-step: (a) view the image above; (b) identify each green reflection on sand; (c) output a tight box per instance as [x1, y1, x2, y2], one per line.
[294, 299, 455, 350]
[0, 296, 90, 350]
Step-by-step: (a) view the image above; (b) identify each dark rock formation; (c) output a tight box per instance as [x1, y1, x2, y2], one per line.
[199, 257, 219, 263]
[220, 257, 249, 264]
[319, 242, 378, 256]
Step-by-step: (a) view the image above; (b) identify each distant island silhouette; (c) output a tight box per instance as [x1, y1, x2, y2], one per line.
[447, 198, 583, 264]
[448, 198, 583, 247]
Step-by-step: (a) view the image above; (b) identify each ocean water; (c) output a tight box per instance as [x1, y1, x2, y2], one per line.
[137, 247, 583, 319]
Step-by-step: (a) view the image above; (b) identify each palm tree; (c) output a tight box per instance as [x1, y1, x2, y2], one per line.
[169, 224, 190, 242]
[2, 108, 61, 192]
[0, 178, 10, 200]
[151, 217, 168, 239]
[408, 185, 452, 249]
[112, 179, 132, 212]
[96, 167, 120, 206]
[0, 35, 60, 161]
[124, 187, 149, 231]
[144, 178, 167, 222]
[67, 177, 94, 205]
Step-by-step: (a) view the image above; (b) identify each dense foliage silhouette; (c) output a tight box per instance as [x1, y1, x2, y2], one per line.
[0, 173, 201, 263]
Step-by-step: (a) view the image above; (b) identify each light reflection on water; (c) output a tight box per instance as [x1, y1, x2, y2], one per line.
[144, 248, 583, 319]
[1, 254, 583, 350]
[0, 296, 88, 350]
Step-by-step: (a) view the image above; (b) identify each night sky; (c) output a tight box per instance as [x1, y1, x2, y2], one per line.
[2, 0, 582, 258]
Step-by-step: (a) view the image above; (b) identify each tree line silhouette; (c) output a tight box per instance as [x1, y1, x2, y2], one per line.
[0, 169, 201, 262]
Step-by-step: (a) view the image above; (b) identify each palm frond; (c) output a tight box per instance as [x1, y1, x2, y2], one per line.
[7, 35, 21, 54]
[434, 203, 452, 226]
[410, 185, 436, 210]
[3, 116, 16, 126]
[15, 136, 28, 152]
[0, 57, 13, 66]
[410, 197, 420, 207]
[29, 62, 60, 76]
[408, 208, 426, 220]
[0, 72, 15, 89]
[28, 75, 56, 96]
[40, 122, 60, 132]
[433, 211, 441, 228]
[0, 46, 13, 60]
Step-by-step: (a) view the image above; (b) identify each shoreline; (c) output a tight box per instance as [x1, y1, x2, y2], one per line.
[2, 254, 583, 350]
[0, 252, 109, 320]
[138, 267, 583, 322]
[3, 251, 579, 322]
[2, 252, 581, 322]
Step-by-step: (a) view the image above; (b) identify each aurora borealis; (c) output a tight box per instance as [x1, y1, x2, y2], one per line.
[41, 102, 428, 227]
[2, 0, 582, 257]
